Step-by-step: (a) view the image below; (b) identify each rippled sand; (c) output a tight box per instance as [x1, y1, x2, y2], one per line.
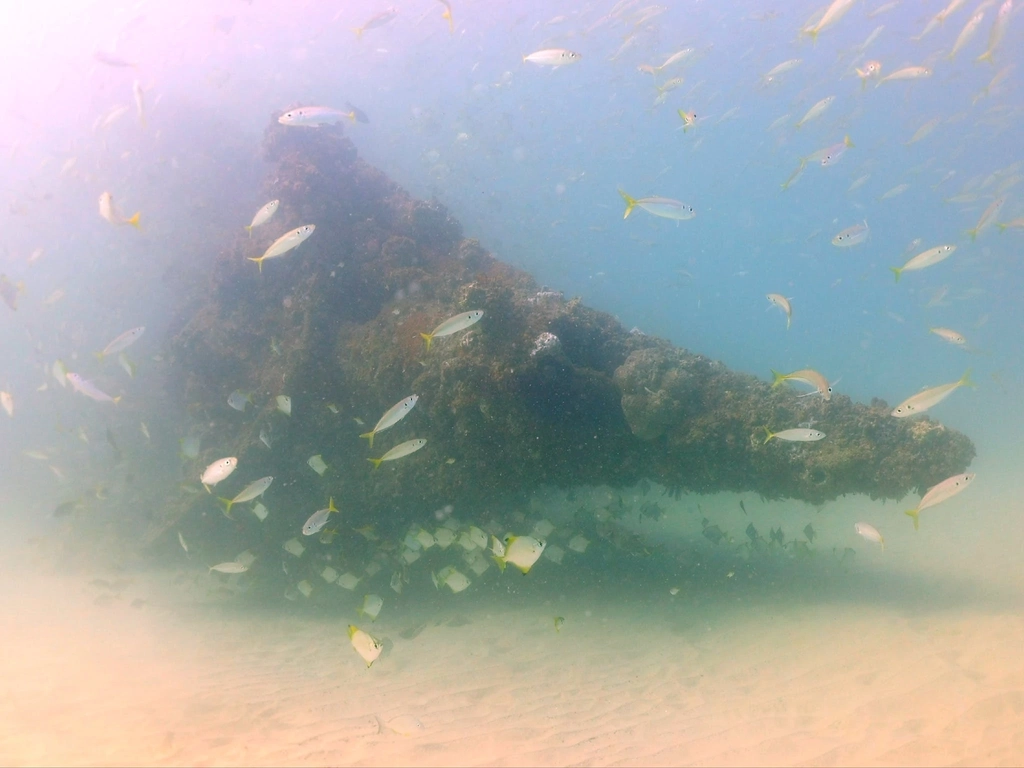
[3, 467, 1023, 767]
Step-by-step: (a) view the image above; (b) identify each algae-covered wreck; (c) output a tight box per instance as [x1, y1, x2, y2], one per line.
[152, 116, 974, 564]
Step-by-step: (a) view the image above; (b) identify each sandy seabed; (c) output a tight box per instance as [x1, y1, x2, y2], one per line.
[2, 469, 1023, 767]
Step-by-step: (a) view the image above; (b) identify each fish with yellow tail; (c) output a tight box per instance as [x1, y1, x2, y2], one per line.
[218, 476, 273, 519]
[889, 244, 956, 282]
[491, 534, 546, 574]
[66, 373, 121, 404]
[854, 60, 882, 88]
[966, 196, 1005, 241]
[351, 7, 397, 39]
[677, 109, 698, 132]
[348, 624, 383, 667]
[770, 368, 833, 400]
[801, 0, 858, 41]
[891, 369, 973, 417]
[877, 66, 932, 85]
[762, 426, 825, 444]
[522, 49, 581, 67]
[854, 522, 885, 549]
[98, 192, 140, 228]
[904, 472, 975, 530]
[976, 0, 1012, 64]
[436, 0, 454, 34]
[368, 439, 427, 469]
[765, 293, 792, 329]
[360, 394, 418, 448]
[302, 497, 338, 536]
[618, 190, 695, 222]
[249, 224, 315, 272]
[200, 457, 237, 492]
[420, 310, 483, 351]
[96, 326, 145, 361]
[245, 200, 278, 236]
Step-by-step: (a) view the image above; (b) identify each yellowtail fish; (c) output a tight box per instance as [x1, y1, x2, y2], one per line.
[491, 534, 546, 574]
[0, 391, 12, 417]
[0, 275, 25, 311]
[98, 192, 140, 228]
[522, 49, 581, 67]
[132, 79, 146, 128]
[890, 244, 956, 282]
[420, 310, 483, 350]
[435, 0, 453, 33]
[997, 216, 1024, 232]
[360, 394, 418, 448]
[949, 10, 986, 60]
[368, 438, 427, 469]
[765, 293, 792, 329]
[966, 196, 1006, 240]
[832, 220, 869, 247]
[877, 66, 932, 85]
[762, 426, 825, 443]
[781, 159, 807, 190]
[760, 58, 802, 86]
[227, 389, 253, 411]
[879, 183, 910, 200]
[653, 48, 696, 72]
[771, 368, 833, 400]
[891, 370, 973, 418]
[278, 107, 355, 127]
[97, 326, 144, 360]
[219, 476, 273, 518]
[352, 7, 397, 38]
[854, 522, 885, 549]
[904, 472, 976, 529]
[200, 457, 237, 492]
[348, 625, 383, 667]
[619, 190, 695, 221]
[209, 561, 248, 574]
[249, 224, 315, 272]
[677, 110, 697, 132]
[854, 60, 882, 88]
[303, 497, 338, 536]
[795, 96, 834, 129]
[820, 135, 855, 168]
[977, 0, 1012, 64]
[66, 373, 121, 404]
[930, 327, 967, 345]
[245, 200, 279, 236]
[802, 0, 858, 40]
[906, 118, 941, 146]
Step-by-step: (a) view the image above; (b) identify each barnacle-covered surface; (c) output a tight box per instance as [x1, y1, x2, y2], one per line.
[146, 117, 975, 562]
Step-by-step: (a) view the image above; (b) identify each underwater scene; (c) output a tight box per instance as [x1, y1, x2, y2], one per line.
[1, 0, 1023, 764]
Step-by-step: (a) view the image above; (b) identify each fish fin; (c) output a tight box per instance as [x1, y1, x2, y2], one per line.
[347, 624, 358, 639]
[94, 351, 105, 362]
[248, 256, 264, 272]
[997, 223, 1007, 233]
[352, 27, 364, 39]
[419, 332, 433, 351]
[492, 555, 507, 572]
[203, 483, 211, 494]
[762, 426, 774, 444]
[889, 266, 902, 283]
[880, 536, 885, 552]
[959, 369, 975, 388]
[127, 212, 141, 229]
[844, 135, 854, 148]
[328, 497, 338, 514]
[976, 50, 993, 64]
[245, 225, 252, 238]
[966, 227, 978, 241]
[112, 395, 122, 405]
[359, 430, 375, 449]
[516, 565, 531, 575]
[770, 369, 786, 389]
[618, 189, 637, 219]
[218, 498, 234, 518]
[367, 458, 383, 470]
[904, 508, 920, 530]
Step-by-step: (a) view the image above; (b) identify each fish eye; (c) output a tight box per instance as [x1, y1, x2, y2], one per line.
[827, 386, 833, 393]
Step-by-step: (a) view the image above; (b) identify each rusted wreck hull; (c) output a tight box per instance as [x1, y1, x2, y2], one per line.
[152, 118, 975, 547]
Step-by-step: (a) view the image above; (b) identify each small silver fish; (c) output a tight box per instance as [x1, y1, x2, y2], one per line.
[303, 497, 339, 536]
[209, 561, 248, 574]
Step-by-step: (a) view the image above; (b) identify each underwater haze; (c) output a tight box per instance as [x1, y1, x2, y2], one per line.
[2, 0, 1024, 765]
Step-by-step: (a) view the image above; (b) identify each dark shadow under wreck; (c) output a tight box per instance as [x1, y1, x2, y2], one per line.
[150, 116, 975, 556]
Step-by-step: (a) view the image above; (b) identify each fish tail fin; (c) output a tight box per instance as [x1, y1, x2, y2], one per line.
[367, 457, 383, 470]
[328, 497, 338, 514]
[245, 225, 252, 237]
[997, 223, 1007, 233]
[203, 483, 211, 494]
[960, 368, 975, 388]
[112, 396, 122, 405]
[618, 189, 637, 219]
[880, 535, 886, 552]
[218, 498, 235, 519]
[889, 266, 902, 283]
[94, 351, 105, 363]
[786, 314, 791, 330]
[976, 50, 993, 64]
[352, 27, 364, 39]
[347, 625, 358, 639]
[844, 135, 854, 148]
[492, 555, 507, 572]
[966, 227, 978, 242]
[419, 332, 433, 351]
[904, 508, 920, 530]
[127, 212, 141, 229]
[359, 430, 375, 449]
[248, 257, 264, 272]
[762, 426, 775, 444]
[770, 369, 787, 389]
